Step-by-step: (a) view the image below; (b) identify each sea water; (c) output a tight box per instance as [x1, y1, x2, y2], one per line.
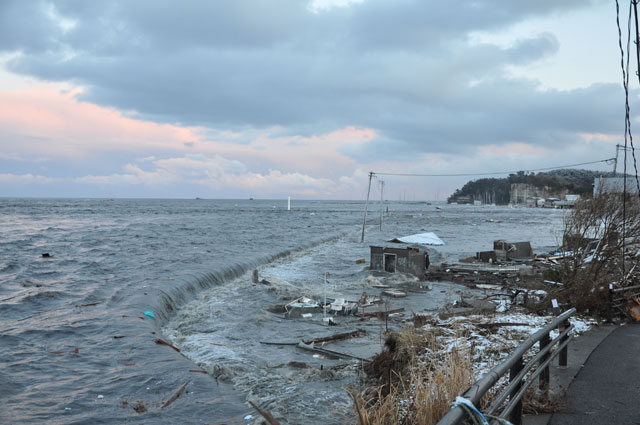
[0, 198, 566, 424]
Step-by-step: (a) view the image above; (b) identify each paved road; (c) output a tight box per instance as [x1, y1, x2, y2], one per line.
[548, 323, 640, 425]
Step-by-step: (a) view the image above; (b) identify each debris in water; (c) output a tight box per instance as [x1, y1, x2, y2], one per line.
[161, 382, 188, 408]
[381, 289, 407, 298]
[155, 338, 180, 352]
[41, 253, 52, 258]
[143, 310, 155, 319]
[79, 301, 102, 307]
[249, 400, 281, 425]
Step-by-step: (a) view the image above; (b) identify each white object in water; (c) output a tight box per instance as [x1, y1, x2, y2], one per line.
[392, 232, 444, 245]
[301, 313, 313, 319]
[330, 298, 346, 311]
[288, 196, 291, 211]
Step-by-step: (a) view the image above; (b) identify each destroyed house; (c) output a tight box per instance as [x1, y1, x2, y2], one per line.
[370, 246, 429, 278]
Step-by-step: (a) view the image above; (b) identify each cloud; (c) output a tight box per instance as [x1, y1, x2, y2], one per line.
[0, 83, 202, 159]
[0, 0, 627, 199]
[0, 173, 55, 184]
[73, 153, 347, 197]
[1, 0, 616, 159]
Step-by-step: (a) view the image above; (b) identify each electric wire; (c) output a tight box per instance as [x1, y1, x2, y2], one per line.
[371, 158, 614, 178]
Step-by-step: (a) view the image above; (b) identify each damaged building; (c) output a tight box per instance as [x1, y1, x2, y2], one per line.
[370, 246, 430, 278]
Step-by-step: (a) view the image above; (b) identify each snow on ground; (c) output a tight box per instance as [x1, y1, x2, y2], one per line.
[418, 310, 598, 378]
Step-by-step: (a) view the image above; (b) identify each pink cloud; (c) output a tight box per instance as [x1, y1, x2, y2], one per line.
[0, 85, 201, 159]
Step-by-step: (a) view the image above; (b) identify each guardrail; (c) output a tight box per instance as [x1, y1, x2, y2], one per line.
[608, 284, 640, 322]
[435, 308, 576, 425]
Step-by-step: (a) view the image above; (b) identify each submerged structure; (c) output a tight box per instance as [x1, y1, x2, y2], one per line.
[370, 245, 430, 278]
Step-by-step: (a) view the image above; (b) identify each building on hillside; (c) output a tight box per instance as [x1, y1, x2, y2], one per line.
[593, 177, 640, 196]
[510, 183, 569, 207]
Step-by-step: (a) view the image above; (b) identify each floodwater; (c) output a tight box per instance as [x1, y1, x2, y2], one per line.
[0, 198, 566, 424]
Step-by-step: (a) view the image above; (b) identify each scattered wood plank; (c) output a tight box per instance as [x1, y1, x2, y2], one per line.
[359, 307, 405, 318]
[155, 338, 180, 352]
[161, 382, 188, 408]
[475, 322, 531, 328]
[249, 400, 281, 425]
[188, 369, 207, 374]
[297, 342, 368, 361]
[303, 329, 366, 345]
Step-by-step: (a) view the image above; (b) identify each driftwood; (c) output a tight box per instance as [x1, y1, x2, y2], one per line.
[359, 307, 405, 318]
[155, 338, 180, 352]
[261, 329, 367, 346]
[297, 342, 368, 361]
[303, 329, 366, 345]
[249, 400, 281, 425]
[161, 382, 188, 408]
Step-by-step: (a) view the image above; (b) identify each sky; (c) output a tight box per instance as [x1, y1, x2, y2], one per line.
[0, 0, 637, 200]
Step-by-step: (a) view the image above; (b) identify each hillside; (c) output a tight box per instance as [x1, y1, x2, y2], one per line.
[447, 169, 610, 205]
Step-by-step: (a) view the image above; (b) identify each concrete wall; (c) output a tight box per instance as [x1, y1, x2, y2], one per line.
[370, 246, 427, 278]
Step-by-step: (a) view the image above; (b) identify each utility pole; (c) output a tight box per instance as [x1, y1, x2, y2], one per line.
[361, 172, 373, 243]
[613, 144, 633, 175]
[379, 180, 384, 230]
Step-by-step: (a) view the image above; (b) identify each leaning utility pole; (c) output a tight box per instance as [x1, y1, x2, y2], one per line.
[361, 172, 373, 243]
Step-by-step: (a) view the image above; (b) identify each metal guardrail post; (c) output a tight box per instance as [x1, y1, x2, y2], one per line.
[539, 333, 551, 391]
[509, 356, 524, 425]
[434, 308, 576, 425]
[559, 317, 569, 367]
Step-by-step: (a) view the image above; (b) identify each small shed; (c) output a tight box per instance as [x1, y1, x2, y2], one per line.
[370, 246, 429, 278]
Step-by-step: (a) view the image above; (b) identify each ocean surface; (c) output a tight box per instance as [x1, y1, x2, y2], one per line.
[0, 198, 567, 424]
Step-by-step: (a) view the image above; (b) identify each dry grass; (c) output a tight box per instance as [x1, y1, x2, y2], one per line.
[352, 327, 474, 425]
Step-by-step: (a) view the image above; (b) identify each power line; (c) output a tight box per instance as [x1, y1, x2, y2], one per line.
[371, 158, 615, 178]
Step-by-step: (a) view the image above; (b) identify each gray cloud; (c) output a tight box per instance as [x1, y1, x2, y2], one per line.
[1, 0, 617, 161]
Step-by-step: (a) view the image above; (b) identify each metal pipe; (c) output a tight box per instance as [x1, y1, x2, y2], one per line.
[486, 325, 573, 415]
[436, 308, 576, 425]
[500, 335, 574, 420]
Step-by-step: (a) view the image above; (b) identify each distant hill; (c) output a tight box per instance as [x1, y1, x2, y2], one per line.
[447, 169, 612, 205]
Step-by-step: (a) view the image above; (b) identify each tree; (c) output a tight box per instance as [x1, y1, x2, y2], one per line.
[554, 192, 640, 315]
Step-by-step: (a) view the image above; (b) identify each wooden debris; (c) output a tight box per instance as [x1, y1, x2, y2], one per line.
[188, 369, 208, 374]
[475, 322, 531, 328]
[155, 338, 180, 352]
[161, 382, 188, 408]
[381, 289, 407, 298]
[249, 400, 281, 425]
[288, 361, 310, 368]
[297, 341, 368, 361]
[359, 307, 405, 318]
[303, 329, 366, 345]
[78, 301, 102, 307]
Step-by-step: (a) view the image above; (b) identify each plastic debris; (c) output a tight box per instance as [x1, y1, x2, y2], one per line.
[143, 310, 155, 319]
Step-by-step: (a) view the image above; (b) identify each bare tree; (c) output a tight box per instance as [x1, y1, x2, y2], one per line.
[556, 191, 640, 314]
